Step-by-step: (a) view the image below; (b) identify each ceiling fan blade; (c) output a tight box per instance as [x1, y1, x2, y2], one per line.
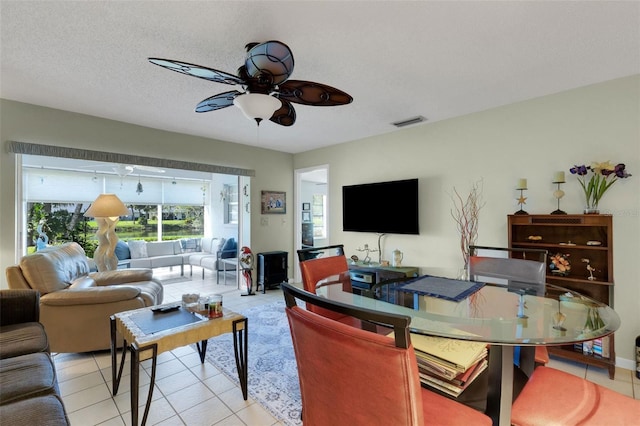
[148, 58, 245, 85]
[270, 99, 296, 127]
[113, 164, 134, 177]
[278, 80, 353, 106]
[195, 90, 242, 113]
[245, 41, 294, 85]
[135, 165, 165, 173]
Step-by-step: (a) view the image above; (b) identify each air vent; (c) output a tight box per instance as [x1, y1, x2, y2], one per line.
[392, 116, 427, 128]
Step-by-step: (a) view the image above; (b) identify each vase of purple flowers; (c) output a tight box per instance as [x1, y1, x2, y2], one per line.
[569, 162, 632, 214]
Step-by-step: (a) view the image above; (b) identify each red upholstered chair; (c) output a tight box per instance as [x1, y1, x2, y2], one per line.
[297, 246, 355, 323]
[511, 366, 640, 425]
[282, 282, 492, 426]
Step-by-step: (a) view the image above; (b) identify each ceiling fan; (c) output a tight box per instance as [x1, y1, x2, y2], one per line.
[112, 164, 165, 177]
[82, 163, 165, 177]
[149, 40, 353, 126]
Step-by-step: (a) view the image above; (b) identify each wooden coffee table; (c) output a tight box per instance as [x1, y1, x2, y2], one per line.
[110, 303, 248, 426]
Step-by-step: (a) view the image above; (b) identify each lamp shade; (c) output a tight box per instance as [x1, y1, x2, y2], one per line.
[84, 194, 129, 218]
[233, 93, 281, 121]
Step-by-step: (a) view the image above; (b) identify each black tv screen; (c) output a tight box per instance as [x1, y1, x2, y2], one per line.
[342, 178, 419, 235]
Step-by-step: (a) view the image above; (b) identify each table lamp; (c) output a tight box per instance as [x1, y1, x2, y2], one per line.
[84, 194, 129, 271]
[550, 171, 567, 215]
[514, 178, 528, 215]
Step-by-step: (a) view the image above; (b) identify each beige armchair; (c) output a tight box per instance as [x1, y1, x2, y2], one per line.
[6, 242, 163, 353]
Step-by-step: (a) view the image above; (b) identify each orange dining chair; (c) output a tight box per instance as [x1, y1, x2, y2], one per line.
[511, 365, 640, 425]
[281, 282, 492, 426]
[297, 244, 346, 262]
[297, 247, 353, 321]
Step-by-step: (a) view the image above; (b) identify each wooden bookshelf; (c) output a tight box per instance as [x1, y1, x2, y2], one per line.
[508, 214, 616, 379]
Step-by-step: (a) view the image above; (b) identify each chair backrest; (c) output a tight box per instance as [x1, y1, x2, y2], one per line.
[296, 244, 345, 261]
[281, 282, 425, 425]
[298, 255, 348, 293]
[298, 254, 349, 319]
[469, 245, 547, 295]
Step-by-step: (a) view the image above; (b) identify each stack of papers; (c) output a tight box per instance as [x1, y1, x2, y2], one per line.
[410, 333, 488, 397]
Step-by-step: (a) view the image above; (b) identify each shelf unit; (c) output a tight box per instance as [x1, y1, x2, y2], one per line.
[508, 214, 615, 379]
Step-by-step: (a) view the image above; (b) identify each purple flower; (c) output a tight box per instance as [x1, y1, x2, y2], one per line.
[614, 163, 632, 178]
[570, 160, 633, 209]
[569, 165, 589, 176]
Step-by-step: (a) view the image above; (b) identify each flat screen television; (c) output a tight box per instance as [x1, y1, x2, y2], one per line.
[342, 178, 419, 235]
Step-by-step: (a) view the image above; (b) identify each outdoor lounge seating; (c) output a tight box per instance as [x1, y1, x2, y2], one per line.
[116, 237, 238, 278]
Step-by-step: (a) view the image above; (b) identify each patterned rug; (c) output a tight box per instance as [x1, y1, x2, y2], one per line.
[202, 301, 302, 425]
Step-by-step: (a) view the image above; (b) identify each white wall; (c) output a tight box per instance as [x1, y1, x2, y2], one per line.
[294, 75, 640, 363]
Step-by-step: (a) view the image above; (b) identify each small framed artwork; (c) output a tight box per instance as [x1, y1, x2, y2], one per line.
[302, 211, 311, 222]
[261, 190, 286, 214]
[302, 202, 311, 211]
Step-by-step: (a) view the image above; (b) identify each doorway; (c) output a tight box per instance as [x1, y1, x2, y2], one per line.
[294, 165, 328, 283]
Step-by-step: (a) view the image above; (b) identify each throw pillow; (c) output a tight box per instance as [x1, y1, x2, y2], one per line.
[221, 238, 237, 258]
[128, 240, 148, 259]
[114, 241, 131, 260]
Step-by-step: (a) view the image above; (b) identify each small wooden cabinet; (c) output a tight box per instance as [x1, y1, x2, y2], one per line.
[508, 214, 615, 378]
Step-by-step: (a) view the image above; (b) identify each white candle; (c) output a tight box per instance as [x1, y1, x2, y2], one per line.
[516, 178, 527, 190]
[553, 171, 565, 183]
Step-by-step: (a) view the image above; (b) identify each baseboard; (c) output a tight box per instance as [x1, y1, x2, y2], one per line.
[615, 356, 635, 371]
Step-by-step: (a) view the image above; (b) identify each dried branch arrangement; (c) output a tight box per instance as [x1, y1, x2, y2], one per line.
[450, 179, 485, 266]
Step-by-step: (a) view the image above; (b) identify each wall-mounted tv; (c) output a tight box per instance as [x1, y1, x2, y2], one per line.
[342, 178, 419, 235]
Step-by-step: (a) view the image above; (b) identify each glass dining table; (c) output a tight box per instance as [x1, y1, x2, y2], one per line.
[303, 269, 620, 426]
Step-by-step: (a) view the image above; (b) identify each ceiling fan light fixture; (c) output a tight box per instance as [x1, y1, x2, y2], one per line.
[233, 93, 281, 123]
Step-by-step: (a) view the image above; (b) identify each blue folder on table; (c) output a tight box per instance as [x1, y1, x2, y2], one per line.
[399, 275, 485, 302]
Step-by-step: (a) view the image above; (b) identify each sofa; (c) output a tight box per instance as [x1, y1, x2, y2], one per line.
[125, 240, 185, 273]
[0, 289, 70, 425]
[117, 237, 238, 279]
[5, 242, 163, 353]
[184, 237, 237, 278]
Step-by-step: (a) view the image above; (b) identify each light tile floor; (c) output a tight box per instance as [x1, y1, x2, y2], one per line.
[55, 267, 639, 425]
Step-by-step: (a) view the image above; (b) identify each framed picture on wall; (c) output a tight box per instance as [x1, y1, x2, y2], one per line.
[302, 202, 310, 211]
[302, 211, 311, 222]
[261, 190, 286, 214]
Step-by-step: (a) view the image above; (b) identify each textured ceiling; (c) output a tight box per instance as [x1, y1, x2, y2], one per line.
[2, 1, 639, 154]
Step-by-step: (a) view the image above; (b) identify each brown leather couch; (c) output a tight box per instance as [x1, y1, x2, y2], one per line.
[5, 242, 163, 353]
[0, 289, 70, 425]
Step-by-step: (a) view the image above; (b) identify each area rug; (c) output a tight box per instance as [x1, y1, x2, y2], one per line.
[202, 300, 302, 425]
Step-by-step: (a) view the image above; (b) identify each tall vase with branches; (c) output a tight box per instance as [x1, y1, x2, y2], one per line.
[450, 179, 485, 279]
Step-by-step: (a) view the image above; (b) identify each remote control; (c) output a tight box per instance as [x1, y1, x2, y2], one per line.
[152, 305, 180, 313]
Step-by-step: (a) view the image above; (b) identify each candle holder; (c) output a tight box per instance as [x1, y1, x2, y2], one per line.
[515, 188, 528, 215]
[551, 181, 567, 215]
